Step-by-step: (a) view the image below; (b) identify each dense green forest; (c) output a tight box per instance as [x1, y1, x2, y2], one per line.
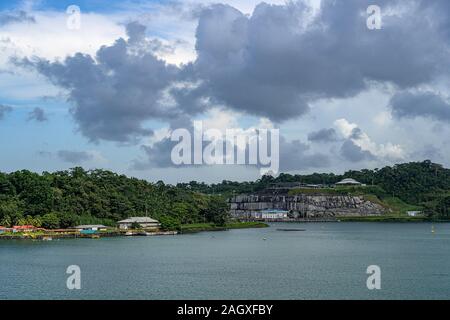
[177, 160, 450, 219]
[0, 167, 228, 229]
[1, 160, 449, 229]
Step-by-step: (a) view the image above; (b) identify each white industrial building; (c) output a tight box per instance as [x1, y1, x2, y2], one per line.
[117, 217, 160, 230]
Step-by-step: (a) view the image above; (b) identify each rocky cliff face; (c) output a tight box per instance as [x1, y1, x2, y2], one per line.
[229, 193, 387, 218]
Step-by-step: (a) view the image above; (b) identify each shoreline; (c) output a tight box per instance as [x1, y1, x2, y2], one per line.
[2, 219, 449, 241]
[0, 222, 269, 241]
[242, 216, 450, 223]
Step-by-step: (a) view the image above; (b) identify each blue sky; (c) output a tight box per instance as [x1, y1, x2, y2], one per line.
[1, 0, 450, 183]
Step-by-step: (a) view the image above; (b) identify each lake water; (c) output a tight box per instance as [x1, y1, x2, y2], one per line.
[1, 222, 449, 300]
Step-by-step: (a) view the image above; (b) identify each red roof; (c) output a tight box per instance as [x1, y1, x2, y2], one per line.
[13, 225, 36, 229]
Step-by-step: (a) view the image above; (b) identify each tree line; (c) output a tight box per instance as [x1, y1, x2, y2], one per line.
[0, 167, 229, 229]
[177, 160, 450, 219]
[1, 160, 449, 228]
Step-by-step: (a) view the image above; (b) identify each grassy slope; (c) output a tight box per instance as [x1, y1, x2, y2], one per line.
[289, 186, 427, 221]
[340, 197, 428, 221]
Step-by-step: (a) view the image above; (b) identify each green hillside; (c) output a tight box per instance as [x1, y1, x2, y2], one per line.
[1, 161, 449, 228]
[180, 160, 450, 220]
[0, 168, 229, 229]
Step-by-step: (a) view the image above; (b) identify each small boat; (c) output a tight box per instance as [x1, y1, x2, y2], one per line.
[125, 231, 134, 236]
[42, 236, 53, 241]
[277, 228, 306, 232]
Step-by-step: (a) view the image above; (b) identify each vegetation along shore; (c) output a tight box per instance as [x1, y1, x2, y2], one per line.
[0, 160, 449, 241]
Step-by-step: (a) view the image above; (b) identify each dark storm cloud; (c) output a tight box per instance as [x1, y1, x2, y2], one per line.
[57, 150, 93, 164]
[131, 115, 197, 169]
[0, 11, 35, 26]
[389, 91, 450, 122]
[279, 138, 330, 171]
[186, 0, 450, 121]
[27, 107, 48, 122]
[340, 139, 375, 162]
[416, 0, 450, 41]
[0, 104, 12, 120]
[15, 22, 187, 143]
[132, 128, 331, 172]
[15, 0, 450, 150]
[349, 128, 364, 139]
[308, 128, 339, 143]
[132, 137, 175, 170]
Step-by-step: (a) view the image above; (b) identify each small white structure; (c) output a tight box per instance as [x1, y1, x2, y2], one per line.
[260, 209, 289, 220]
[335, 178, 365, 186]
[407, 211, 422, 217]
[117, 217, 160, 230]
[73, 225, 107, 231]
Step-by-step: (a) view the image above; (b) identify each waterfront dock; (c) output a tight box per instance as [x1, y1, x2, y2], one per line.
[0, 230, 178, 240]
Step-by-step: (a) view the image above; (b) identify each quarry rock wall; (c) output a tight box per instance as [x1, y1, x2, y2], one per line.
[229, 193, 387, 218]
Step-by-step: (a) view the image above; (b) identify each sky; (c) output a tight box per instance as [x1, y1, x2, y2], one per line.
[0, 0, 450, 184]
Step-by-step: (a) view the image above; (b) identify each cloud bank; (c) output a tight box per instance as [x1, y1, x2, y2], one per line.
[6, 0, 450, 178]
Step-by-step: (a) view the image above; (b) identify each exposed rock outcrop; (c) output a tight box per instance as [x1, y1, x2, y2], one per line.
[229, 193, 387, 219]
